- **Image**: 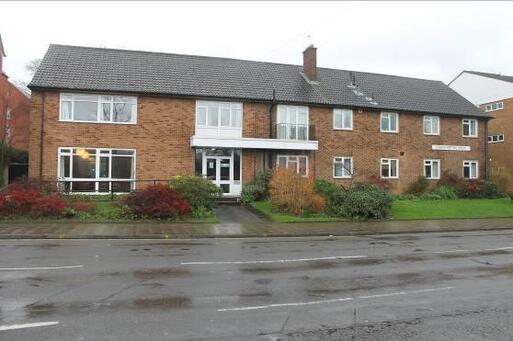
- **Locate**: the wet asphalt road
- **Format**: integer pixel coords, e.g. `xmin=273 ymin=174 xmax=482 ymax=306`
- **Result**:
xmin=1 ymin=230 xmax=513 ymax=340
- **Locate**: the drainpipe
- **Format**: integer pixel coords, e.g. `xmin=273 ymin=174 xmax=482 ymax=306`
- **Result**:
xmin=484 ymin=117 xmax=491 ymax=180
xmin=268 ymin=89 xmax=276 ymax=170
xmin=39 ymin=92 xmax=45 ymax=181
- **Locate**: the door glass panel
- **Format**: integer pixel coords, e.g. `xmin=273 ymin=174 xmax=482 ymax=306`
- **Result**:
xmin=220 ymin=184 xmax=230 ymax=193
xmin=233 ymin=150 xmax=241 ymax=181
xmin=220 ymin=159 xmax=230 ymax=181
xmin=206 ymin=158 xmax=216 ymax=180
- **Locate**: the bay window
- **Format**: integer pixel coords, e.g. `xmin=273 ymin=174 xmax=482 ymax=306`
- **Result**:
xmin=60 ymin=93 xmax=137 ymax=123
xmin=277 ymin=155 xmax=308 ymax=176
xmin=58 ymin=147 xmax=135 ymax=193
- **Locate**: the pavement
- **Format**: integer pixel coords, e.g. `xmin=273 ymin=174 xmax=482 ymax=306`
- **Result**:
xmin=1 ymin=230 xmax=513 ymax=340
xmin=1 ymin=217 xmax=513 ymax=239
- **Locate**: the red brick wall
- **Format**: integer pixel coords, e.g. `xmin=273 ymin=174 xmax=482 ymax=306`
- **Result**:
xmin=0 ymin=75 xmax=30 ymax=151
xmin=482 ymin=97 xmax=513 ymax=191
xmin=29 ymin=91 xmax=486 ymax=193
xmin=310 ymin=106 xmax=486 ymax=192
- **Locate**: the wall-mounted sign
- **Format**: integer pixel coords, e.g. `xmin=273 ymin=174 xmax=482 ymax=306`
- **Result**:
xmin=432 ymin=145 xmax=471 ymax=151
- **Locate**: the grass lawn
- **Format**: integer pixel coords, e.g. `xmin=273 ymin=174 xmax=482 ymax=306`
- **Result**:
xmin=391 ymin=198 xmax=513 ymax=220
xmin=249 ymin=201 xmax=346 ymax=223
xmin=250 ymin=198 xmax=513 ymax=222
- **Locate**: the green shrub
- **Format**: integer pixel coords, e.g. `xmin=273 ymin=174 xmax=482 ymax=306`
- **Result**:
xmin=241 ymin=184 xmax=257 ymax=203
xmin=480 ymin=181 xmax=501 ymax=199
xmin=191 ymin=206 xmax=214 ymax=219
xmin=431 ymin=185 xmax=458 ymax=200
xmin=420 ymin=193 xmax=442 ymax=200
xmin=404 ymin=176 xmax=429 ymax=195
xmin=240 ymin=170 xmax=272 ymax=203
xmin=394 ymin=194 xmax=419 ymax=200
xmin=314 ymin=179 xmax=341 ymax=199
xmin=327 ymin=185 xmax=393 ymax=220
xmin=169 ymin=176 xmax=221 ymax=210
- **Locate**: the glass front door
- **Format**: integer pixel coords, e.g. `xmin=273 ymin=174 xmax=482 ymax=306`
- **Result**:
xmin=206 ymin=157 xmax=232 ymax=194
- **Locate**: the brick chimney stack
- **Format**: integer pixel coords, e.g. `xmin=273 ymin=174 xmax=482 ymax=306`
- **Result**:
xmin=303 ymin=44 xmax=317 ymax=82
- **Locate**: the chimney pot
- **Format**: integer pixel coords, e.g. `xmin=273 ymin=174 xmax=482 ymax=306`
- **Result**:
xmin=303 ymin=44 xmax=317 ymax=82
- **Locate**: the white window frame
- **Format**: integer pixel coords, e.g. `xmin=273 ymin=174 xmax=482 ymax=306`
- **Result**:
xmin=57 ymin=147 xmax=136 ymax=194
xmin=333 ymin=109 xmax=353 ymax=130
xmin=380 ymin=112 xmax=399 ymax=133
xmin=485 ymin=102 xmax=504 ymax=112
xmin=423 ymin=115 xmax=440 ymax=135
xmin=195 ymin=100 xmax=243 ymax=129
xmin=424 ymin=159 xmax=441 ymax=180
xmin=59 ymin=93 xmax=137 ymax=124
xmin=333 ymin=157 xmax=353 ymax=178
xmin=463 ymin=160 xmax=479 ymax=179
xmin=380 ymin=158 xmax=399 ymax=179
xmin=276 ymin=155 xmax=308 ymax=176
xmin=276 ymin=105 xmax=310 ymax=140
xmin=462 ymin=118 xmax=478 ymax=138
xmin=488 ymin=134 xmax=505 ymax=143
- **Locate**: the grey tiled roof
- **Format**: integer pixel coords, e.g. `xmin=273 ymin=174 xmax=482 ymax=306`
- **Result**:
xmin=29 ymin=44 xmax=485 ymax=117
xmin=464 ymin=70 xmax=513 ymax=84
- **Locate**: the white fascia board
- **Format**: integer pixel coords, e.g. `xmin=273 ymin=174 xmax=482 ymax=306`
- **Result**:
xmin=191 ymin=136 xmax=318 ymax=150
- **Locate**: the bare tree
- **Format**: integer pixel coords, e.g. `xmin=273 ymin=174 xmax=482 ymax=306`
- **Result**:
xmin=25 ymin=58 xmax=41 ymax=76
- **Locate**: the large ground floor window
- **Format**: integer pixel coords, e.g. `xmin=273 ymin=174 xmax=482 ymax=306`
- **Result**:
xmin=58 ymin=147 xmax=135 ymax=193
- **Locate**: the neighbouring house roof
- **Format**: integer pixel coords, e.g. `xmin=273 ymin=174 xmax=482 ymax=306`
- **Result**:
xmin=461 ymin=70 xmax=513 ymax=84
xmin=29 ymin=44 xmax=485 ymax=117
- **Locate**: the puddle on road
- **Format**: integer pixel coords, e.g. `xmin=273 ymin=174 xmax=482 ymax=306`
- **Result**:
xmin=133 ymin=268 xmax=190 ymax=279
xmin=239 ymin=261 xmax=338 ymax=274
xmin=238 ymin=291 xmax=272 ymax=298
xmin=254 ymin=278 xmax=273 ymax=285
xmin=440 ymin=249 xmax=511 ymax=259
xmin=306 ymin=271 xmax=456 ymax=295
xmin=133 ymin=296 xmax=191 ymax=309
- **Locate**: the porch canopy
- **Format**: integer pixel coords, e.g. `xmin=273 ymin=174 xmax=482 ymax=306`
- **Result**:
xmin=190 ymin=136 xmax=318 ymax=150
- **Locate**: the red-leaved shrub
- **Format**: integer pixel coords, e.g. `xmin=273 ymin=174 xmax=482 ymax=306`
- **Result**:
xmin=69 ymin=200 xmax=97 ymax=213
xmin=32 ymin=195 xmax=67 ymax=217
xmin=123 ymin=184 xmax=191 ymax=219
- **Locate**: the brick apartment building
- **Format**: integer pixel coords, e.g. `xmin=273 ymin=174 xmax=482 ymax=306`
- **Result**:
xmin=450 ymin=71 xmax=513 ymax=190
xmin=0 ymin=34 xmax=31 ymax=184
xmin=28 ymin=44 xmax=487 ymax=196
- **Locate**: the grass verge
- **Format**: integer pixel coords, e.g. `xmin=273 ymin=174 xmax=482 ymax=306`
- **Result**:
xmin=249 ymin=201 xmax=346 ymax=223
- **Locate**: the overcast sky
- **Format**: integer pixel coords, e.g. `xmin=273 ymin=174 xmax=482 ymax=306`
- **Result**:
xmin=1 ymin=1 xmax=512 ymax=85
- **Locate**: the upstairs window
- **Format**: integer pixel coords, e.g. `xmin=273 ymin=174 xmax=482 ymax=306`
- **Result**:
xmin=423 ymin=115 xmax=440 ymax=135
xmin=277 ymin=105 xmax=309 ymax=140
xmin=462 ymin=119 xmax=478 ymax=137
xmin=485 ymin=102 xmax=503 ymax=112
xmin=333 ymin=109 xmax=353 ymax=130
xmin=60 ymin=93 xmax=137 ymax=124
xmin=196 ymin=101 xmax=242 ymax=129
xmin=381 ymin=112 xmax=398 ymax=133
xmin=488 ymin=134 xmax=505 ymax=143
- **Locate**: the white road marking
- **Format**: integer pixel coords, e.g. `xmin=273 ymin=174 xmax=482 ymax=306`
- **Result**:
xmin=482 ymin=246 xmax=513 ymax=251
xmin=0 ymin=321 xmax=59 ymax=331
xmin=434 ymin=249 xmax=471 ymax=254
xmin=218 ymin=287 xmax=455 ymax=312
xmin=0 ymin=265 xmax=83 ymax=271
xmin=181 ymin=255 xmax=366 ymax=265
xmin=435 ymin=246 xmax=513 ymax=254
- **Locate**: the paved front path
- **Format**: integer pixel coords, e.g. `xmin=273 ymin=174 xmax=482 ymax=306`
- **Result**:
xmin=1 ymin=218 xmax=513 ymax=239
xmin=214 ymin=204 xmax=265 ymax=224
